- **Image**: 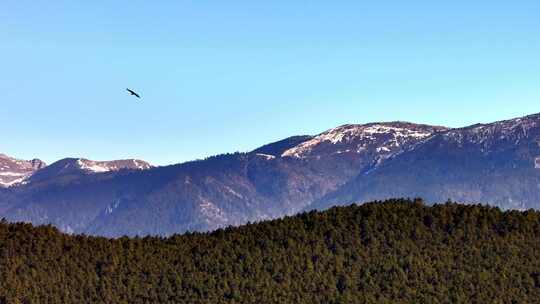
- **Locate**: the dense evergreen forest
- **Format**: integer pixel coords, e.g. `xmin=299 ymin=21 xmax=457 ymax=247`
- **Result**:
xmin=2 ymin=199 xmax=540 ymax=303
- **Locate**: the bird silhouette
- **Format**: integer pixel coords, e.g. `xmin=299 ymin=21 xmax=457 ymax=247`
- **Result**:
xmin=126 ymin=88 xmax=141 ymax=99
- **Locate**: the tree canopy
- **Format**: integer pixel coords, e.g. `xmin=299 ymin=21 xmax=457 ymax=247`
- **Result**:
xmin=1 ymin=198 xmax=540 ymax=303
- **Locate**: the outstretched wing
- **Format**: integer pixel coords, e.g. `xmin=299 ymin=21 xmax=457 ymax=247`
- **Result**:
xmin=126 ymin=88 xmax=141 ymax=98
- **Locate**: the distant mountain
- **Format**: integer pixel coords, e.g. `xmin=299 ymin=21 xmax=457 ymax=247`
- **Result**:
xmin=2 ymin=112 xmax=539 ymax=236
xmin=312 ymin=113 xmax=540 ymax=211
xmin=28 ymin=158 xmax=152 ymax=183
xmin=0 ymin=122 xmax=441 ymax=236
xmin=281 ymin=122 xmax=447 ymax=159
xmin=0 ymin=154 xmax=45 ymax=187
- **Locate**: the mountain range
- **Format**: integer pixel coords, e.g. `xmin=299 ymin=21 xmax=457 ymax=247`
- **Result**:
xmin=1 ymin=112 xmax=539 ymax=236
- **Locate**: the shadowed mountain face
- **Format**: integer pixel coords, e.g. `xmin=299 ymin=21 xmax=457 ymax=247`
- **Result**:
xmin=1 ymin=113 xmax=539 ymax=236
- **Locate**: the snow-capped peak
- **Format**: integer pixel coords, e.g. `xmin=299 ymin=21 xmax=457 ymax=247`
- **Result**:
xmin=24 ymin=157 xmax=154 ymax=184
xmin=441 ymin=112 xmax=540 ymax=148
xmin=281 ymin=122 xmax=447 ymax=158
xmin=0 ymin=153 xmax=46 ymax=187
xmin=74 ymin=158 xmax=153 ymax=173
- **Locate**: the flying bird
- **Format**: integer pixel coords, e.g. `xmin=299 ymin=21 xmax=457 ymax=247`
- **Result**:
xmin=126 ymin=88 xmax=141 ymax=99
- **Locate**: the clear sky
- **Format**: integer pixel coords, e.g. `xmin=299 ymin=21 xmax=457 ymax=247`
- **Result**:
xmin=1 ymin=1 xmax=539 ymax=165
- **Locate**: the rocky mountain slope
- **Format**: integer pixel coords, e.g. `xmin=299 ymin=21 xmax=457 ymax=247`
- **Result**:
xmin=281 ymin=122 xmax=446 ymax=159
xmin=0 ymin=154 xmax=45 ymax=187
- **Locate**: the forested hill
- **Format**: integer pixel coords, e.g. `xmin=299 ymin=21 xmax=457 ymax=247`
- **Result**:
xmin=2 ymin=199 xmax=540 ymax=303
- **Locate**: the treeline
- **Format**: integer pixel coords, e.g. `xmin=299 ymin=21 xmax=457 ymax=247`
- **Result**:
xmin=2 ymin=199 xmax=540 ymax=303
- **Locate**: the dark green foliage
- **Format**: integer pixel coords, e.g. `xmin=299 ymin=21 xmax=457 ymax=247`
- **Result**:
xmin=2 ymin=199 xmax=540 ymax=303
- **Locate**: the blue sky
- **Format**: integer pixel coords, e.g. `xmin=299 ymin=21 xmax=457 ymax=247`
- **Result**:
xmin=1 ymin=1 xmax=539 ymax=165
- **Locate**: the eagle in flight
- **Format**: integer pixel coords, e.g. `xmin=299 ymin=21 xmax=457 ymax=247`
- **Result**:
xmin=126 ymin=88 xmax=141 ymax=99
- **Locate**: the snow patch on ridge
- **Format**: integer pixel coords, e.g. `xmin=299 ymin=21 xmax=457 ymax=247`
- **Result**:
xmin=0 ymin=154 xmax=45 ymax=187
xmin=0 ymin=175 xmax=28 ymax=187
xmin=281 ymin=123 xmax=437 ymax=158
xmin=75 ymin=158 xmax=153 ymax=173
xmin=443 ymin=113 xmax=540 ymax=146
xmin=255 ymin=153 xmax=276 ymax=160
xmin=77 ymin=159 xmax=109 ymax=172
